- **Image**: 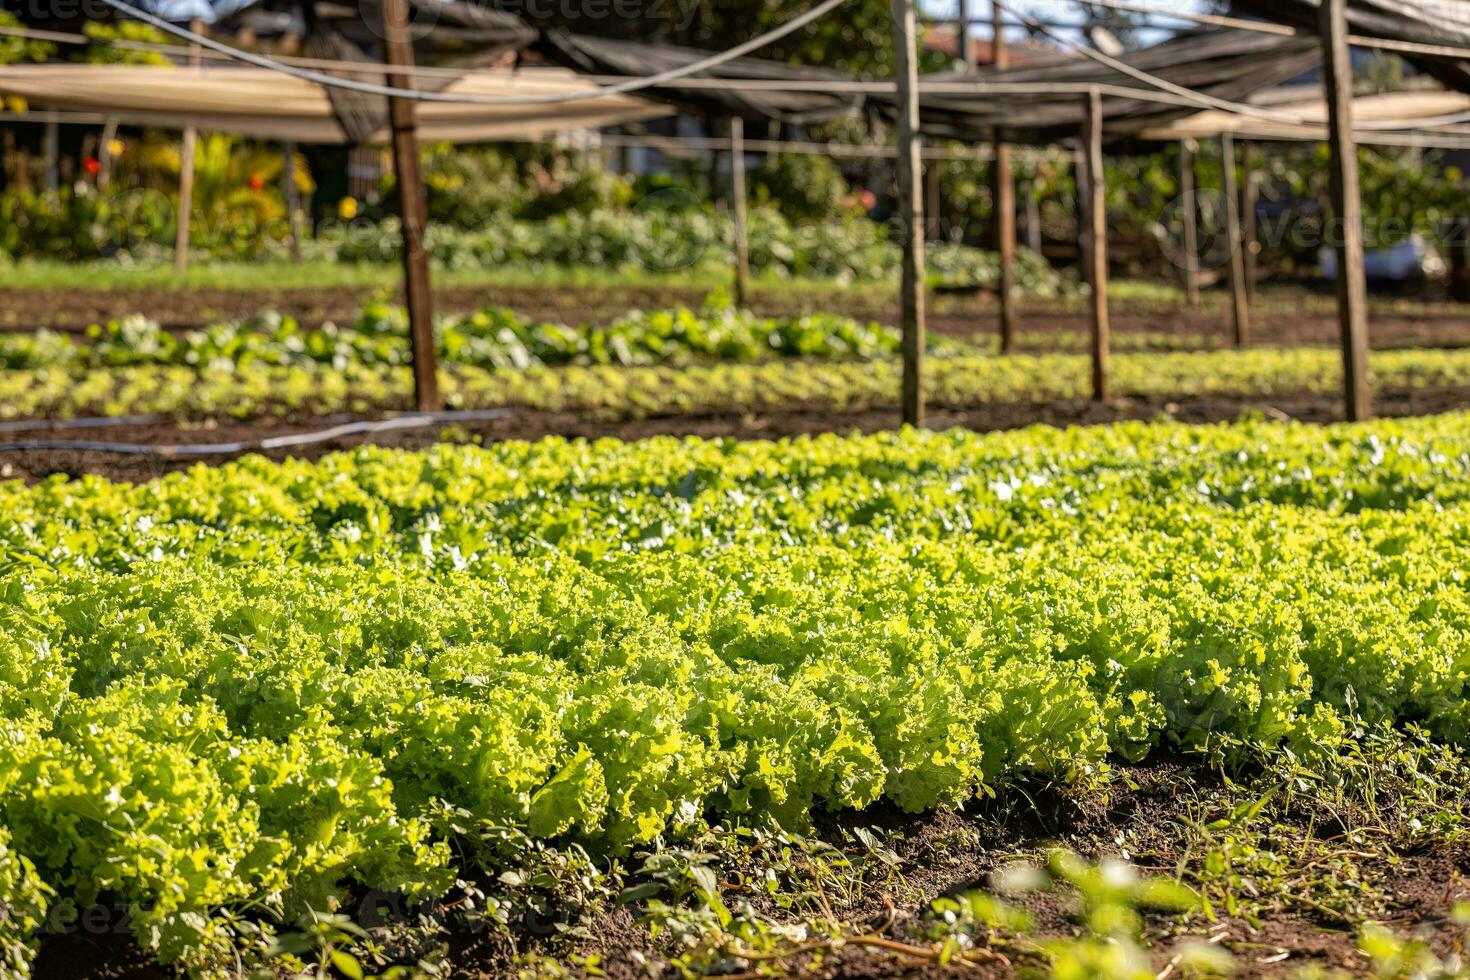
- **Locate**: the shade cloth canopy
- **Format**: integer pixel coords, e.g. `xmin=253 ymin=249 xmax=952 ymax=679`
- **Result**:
xmin=0 ymin=62 xmax=672 ymax=143
xmin=870 ymin=29 xmax=1321 ymax=145
xmin=1229 ymin=0 xmax=1470 ymax=93
xmin=537 ymin=31 xmax=863 ymax=125
xmin=1138 ymin=87 xmax=1470 ymax=144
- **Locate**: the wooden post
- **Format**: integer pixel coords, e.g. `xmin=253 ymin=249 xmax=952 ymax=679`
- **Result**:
xmin=1179 ymin=139 xmax=1199 ymax=307
xmin=42 ymin=117 xmax=59 ymax=193
xmin=1220 ymin=132 xmax=1250 ymax=347
xmin=80 ymin=132 xmax=97 ymax=183
xmin=98 ymin=117 xmax=118 ymax=190
xmin=283 ymin=140 xmax=303 ymax=260
xmin=925 ymin=161 xmax=942 ymax=241
xmin=1082 ymin=88 xmax=1110 ymax=402
xmin=730 ymin=116 xmax=750 ymax=307
xmin=892 ymin=0 xmax=926 ymax=426
xmin=1 ymin=129 xmax=13 ymax=190
xmin=175 ymin=21 xmax=203 ymax=275
xmin=957 ymin=0 xmax=972 ymax=68
xmin=175 ymin=130 xmax=196 ymax=273
xmin=1239 ymin=139 xmax=1258 ymax=299
xmin=1448 ymin=218 xmax=1470 ymax=304
xmin=1074 ymin=140 xmax=1089 ymax=291
xmin=1319 ymin=0 xmax=1371 ymax=421
xmin=383 ymin=0 xmax=442 ymax=413
xmin=992 ymin=0 xmax=1017 ymax=353
xmin=1025 ymin=182 xmax=1041 ymax=253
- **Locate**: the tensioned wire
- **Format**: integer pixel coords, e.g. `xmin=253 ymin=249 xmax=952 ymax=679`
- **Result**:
xmin=49 ymin=0 xmax=1470 ymax=134
xmin=97 ymin=0 xmax=852 ymax=106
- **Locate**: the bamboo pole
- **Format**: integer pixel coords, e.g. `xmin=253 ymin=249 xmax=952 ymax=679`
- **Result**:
xmin=1025 ymin=183 xmax=1041 ymax=253
xmin=283 ymin=140 xmax=303 ymax=260
xmin=957 ymin=0 xmax=972 ymax=68
xmin=892 ymin=0 xmax=926 ymax=426
xmin=383 ymin=0 xmax=442 ymax=412
xmin=1082 ymin=88 xmax=1110 ymax=402
xmin=97 ymin=117 xmax=118 ymax=189
xmin=1074 ymin=140 xmax=1088 ymax=296
xmin=42 ymin=117 xmax=58 ymax=192
xmin=992 ymin=0 xmax=1017 ymax=353
xmin=1220 ymin=132 xmax=1250 ymax=347
xmin=174 ymin=21 xmax=203 ymax=274
xmin=1319 ymin=0 xmax=1371 ymax=421
xmin=1178 ymin=139 xmax=1199 ymax=307
xmin=730 ymin=116 xmax=750 ymax=306
xmin=174 ymin=130 xmax=195 ymax=273
xmin=925 ymin=161 xmax=942 ymax=241
xmin=1239 ymin=139 xmax=1258 ymax=299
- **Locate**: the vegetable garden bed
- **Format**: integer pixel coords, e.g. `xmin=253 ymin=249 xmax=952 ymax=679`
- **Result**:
xmin=6 ymin=344 xmax=1470 ymax=428
xmin=3 ymin=416 xmax=1470 ymax=977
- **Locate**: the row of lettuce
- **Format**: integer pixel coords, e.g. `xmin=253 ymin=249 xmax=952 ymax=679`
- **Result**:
xmin=0 ymin=296 xmax=923 ymax=372
xmin=2 ymin=416 xmax=1470 ymax=973
xmin=3 ymin=343 xmax=1469 ymax=422
xmin=0 ymin=294 xmax=1235 ymax=375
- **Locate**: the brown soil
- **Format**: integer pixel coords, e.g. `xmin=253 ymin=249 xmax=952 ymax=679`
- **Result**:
xmin=4 ymin=386 xmax=1469 ymax=486
xmin=6 ymin=281 xmax=1470 ymax=353
xmin=32 ymin=761 xmax=1469 ymax=979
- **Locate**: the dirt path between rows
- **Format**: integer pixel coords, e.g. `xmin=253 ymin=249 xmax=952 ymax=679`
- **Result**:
xmin=28 ymin=758 xmax=1470 ymax=979
xmin=6 ymin=282 xmax=1470 ymax=352
xmin=4 ymin=386 xmax=1467 ymax=486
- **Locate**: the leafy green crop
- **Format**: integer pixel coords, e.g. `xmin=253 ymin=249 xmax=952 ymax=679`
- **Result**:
xmin=0 ymin=294 xmax=930 ymax=373
xmin=3 ymin=342 xmax=1469 ymax=422
xmin=3 ymin=415 xmax=1470 ymax=971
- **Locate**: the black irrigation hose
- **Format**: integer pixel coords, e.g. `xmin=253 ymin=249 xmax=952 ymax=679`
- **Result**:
xmin=0 ymin=414 xmax=166 ymax=434
xmin=0 ymin=410 xmax=513 ymax=457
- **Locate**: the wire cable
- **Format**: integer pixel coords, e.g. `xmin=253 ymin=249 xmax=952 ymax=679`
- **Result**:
xmin=956 ymin=4 xmax=1470 ymax=137
xmin=0 ymin=409 xmax=513 ymax=456
xmin=24 ymin=10 xmax=1470 ymax=68
xmin=989 ymin=0 xmax=1311 ymax=124
xmin=1068 ymin=0 xmax=1297 ymax=35
xmin=1050 ymin=0 xmax=1470 ymax=62
xmin=18 ymin=2 xmax=1470 ymax=134
xmin=98 ymin=0 xmax=850 ymax=106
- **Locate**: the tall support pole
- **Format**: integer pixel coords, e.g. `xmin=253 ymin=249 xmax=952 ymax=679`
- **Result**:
xmin=730 ymin=116 xmax=750 ymax=307
xmin=991 ymin=0 xmax=1017 ymax=352
xmin=283 ymin=140 xmax=303 ymax=260
xmin=1239 ymin=139 xmax=1258 ymax=299
xmin=383 ymin=0 xmax=442 ymax=413
xmin=1320 ymin=0 xmax=1371 ymax=421
xmin=1 ymin=130 xmax=13 ymax=191
xmin=175 ymin=123 xmax=196 ymax=272
xmin=957 ymin=0 xmax=972 ymax=68
xmin=1082 ymin=88 xmax=1110 ymax=402
xmin=892 ymin=0 xmax=926 ymax=426
xmin=98 ymin=117 xmax=118 ymax=190
xmin=1178 ymin=139 xmax=1199 ymax=307
xmin=1025 ymin=182 xmax=1041 ymax=253
xmin=1449 ymin=217 xmax=1470 ymax=304
xmin=925 ymin=161 xmax=942 ymax=241
xmin=42 ymin=117 xmax=59 ymax=193
xmin=175 ymin=21 xmax=203 ymax=275
xmin=1074 ymin=140 xmax=1089 ymax=282
xmin=1220 ymin=132 xmax=1251 ymax=347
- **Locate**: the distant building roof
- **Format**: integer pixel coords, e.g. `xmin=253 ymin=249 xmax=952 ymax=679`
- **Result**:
xmin=921 ymin=28 xmax=1064 ymax=66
